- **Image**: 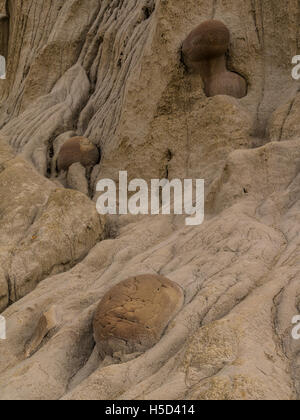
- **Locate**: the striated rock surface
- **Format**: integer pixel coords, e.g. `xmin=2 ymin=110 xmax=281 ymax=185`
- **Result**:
xmin=0 ymin=136 xmax=105 ymax=310
xmin=0 ymin=0 xmax=300 ymax=401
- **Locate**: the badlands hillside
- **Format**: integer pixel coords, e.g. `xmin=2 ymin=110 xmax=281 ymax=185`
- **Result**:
xmin=0 ymin=0 xmax=300 ymax=400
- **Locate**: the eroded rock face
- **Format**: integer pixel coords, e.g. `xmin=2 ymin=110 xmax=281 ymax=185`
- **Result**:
xmin=0 ymin=0 xmax=299 ymax=402
xmin=0 ymin=136 xmax=105 ymax=309
xmin=93 ymin=275 xmax=184 ymax=356
xmin=182 ymin=20 xmax=247 ymax=98
xmin=24 ymin=305 xmax=61 ymax=358
xmin=57 ymin=137 xmax=99 ymax=172
xmin=8 ymin=188 xmax=104 ymax=302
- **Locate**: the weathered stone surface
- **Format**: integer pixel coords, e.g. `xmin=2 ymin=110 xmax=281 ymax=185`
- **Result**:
xmin=268 ymin=92 xmax=300 ymax=142
xmin=93 ymin=275 xmax=184 ymax=356
xmin=0 ymin=0 xmax=299 ymax=402
xmin=67 ymin=162 xmax=89 ymax=195
xmin=0 ymin=137 xmax=105 ymax=308
xmin=8 ymin=188 xmax=105 ymax=302
xmin=24 ymin=305 xmax=61 ymax=358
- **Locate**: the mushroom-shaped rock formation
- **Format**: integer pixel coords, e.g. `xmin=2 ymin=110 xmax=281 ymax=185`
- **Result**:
xmin=182 ymin=20 xmax=247 ymax=99
xmin=93 ymin=274 xmax=184 ymax=357
xmin=57 ymin=136 xmax=100 ymax=172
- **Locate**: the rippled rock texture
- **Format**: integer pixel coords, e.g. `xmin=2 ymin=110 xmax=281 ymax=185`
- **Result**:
xmin=0 ymin=0 xmax=300 ymax=400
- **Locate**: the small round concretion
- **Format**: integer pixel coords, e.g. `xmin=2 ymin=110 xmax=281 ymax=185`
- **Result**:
xmin=57 ymin=136 xmax=99 ymax=172
xmin=93 ymin=274 xmax=184 ymax=356
xmin=182 ymin=20 xmax=230 ymax=62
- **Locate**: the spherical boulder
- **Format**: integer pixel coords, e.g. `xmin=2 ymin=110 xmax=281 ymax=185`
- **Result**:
xmin=93 ymin=274 xmax=184 ymax=356
xmin=57 ymin=136 xmax=99 ymax=172
xmin=182 ymin=20 xmax=230 ymax=63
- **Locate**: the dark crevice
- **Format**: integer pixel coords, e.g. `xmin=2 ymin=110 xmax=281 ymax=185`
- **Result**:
xmin=0 ymin=8 xmax=9 ymax=59
xmin=46 ymin=133 xmax=60 ymax=178
xmin=142 ymin=0 xmax=155 ymax=20
xmin=142 ymin=6 xmax=154 ymax=20
xmin=166 ymin=148 xmax=173 ymax=162
xmin=88 ymin=144 xmax=101 ymax=198
xmin=5 ymin=273 xmax=13 ymax=306
xmin=278 ymin=97 xmax=296 ymax=141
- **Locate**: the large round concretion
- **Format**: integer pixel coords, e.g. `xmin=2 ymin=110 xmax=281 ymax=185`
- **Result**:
xmin=182 ymin=20 xmax=230 ymax=63
xmin=93 ymin=274 xmax=184 ymax=356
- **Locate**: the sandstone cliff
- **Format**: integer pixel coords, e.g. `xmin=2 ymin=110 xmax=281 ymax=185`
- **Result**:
xmin=0 ymin=0 xmax=300 ymax=400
